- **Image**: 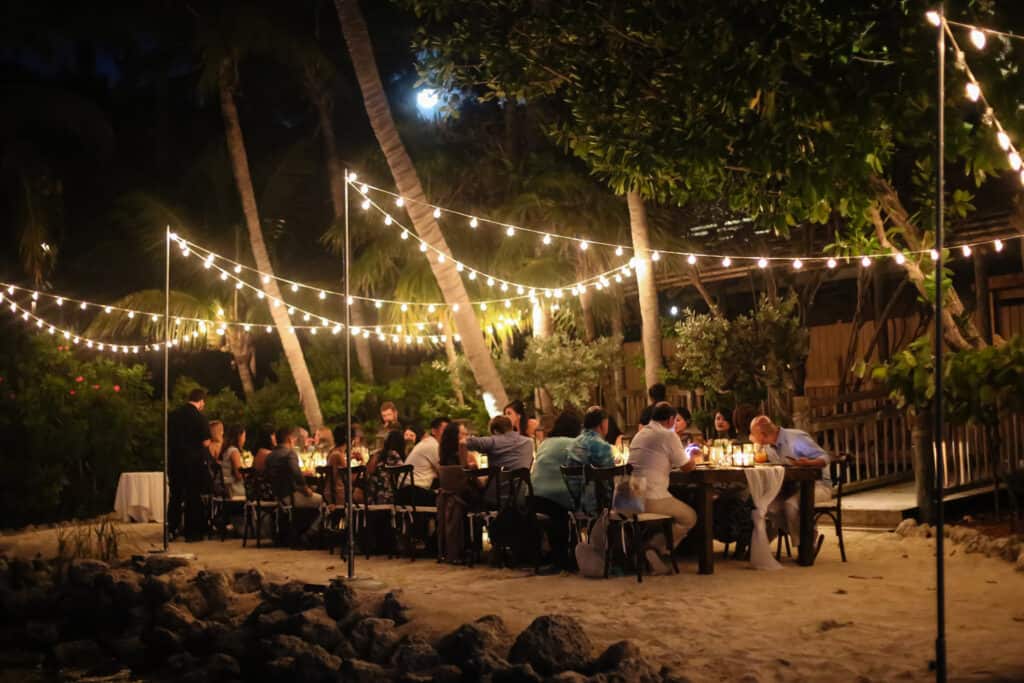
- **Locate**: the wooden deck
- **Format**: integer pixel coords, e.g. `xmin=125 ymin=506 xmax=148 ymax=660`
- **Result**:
xmin=842 ymin=480 xmax=1002 ymax=529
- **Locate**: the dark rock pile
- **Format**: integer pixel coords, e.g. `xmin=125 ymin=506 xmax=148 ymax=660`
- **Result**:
xmin=0 ymin=554 xmax=686 ymax=682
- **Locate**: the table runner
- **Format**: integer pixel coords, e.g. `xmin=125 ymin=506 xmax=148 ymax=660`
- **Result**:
xmin=744 ymin=466 xmax=785 ymax=570
xmin=113 ymin=472 xmax=165 ymax=523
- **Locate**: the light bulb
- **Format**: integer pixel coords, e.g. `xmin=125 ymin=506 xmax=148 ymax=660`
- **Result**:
xmin=433 ymin=207 xmax=441 ymax=219
xmin=722 ymin=257 xmax=732 ymax=267
xmin=243 ymin=324 xmax=251 ymax=332
xmin=437 ymin=253 xmax=445 ymax=263
xmin=395 ymin=197 xmax=405 ymax=207
xmin=670 ymin=306 xmax=678 ymax=316
xmin=302 ymin=312 xmax=311 ymax=321
xmin=347 ymin=172 xmax=357 ymax=182
xmin=615 ymin=246 xmax=624 ymax=256
xmin=453 ymin=304 xmax=460 ymax=312
xmin=686 ymin=254 xmax=696 ymax=265
xmin=1010 ymin=152 xmax=1022 ymax=171
xmin=926 ymin=10 xmax=941 ymax=27
xmin=128 ymin=311 xmax=135 ymax=319
xmin=652 ymin=251 xmax=661 ymax=262
xmin=757 ymin=258 xmax=768 ymax=269
xmin=219 ymin=271 xmax=228 ymax=281
xmin=310 ymin=327 xmax=318 ymax=335
xmin=860 ymin=256 xmax=871 ymax=268
xmin=204 ymin=255 xmax=214 ymax=268
xmin=470 ymin=217 xmax=478 ymax=228
xmin=793 ymin=259 xmax=803 ymax=270
xmin=486 ymin=277 xmax=495 ymax=287
xmin=361 ymin=199 xmax=370 ymax=210
xmin=360 ymin=184 xmax=369 ymax=194
xmin=516 ymin=286 xmax=525 ymax=295
xmin=998 ymin=131 xmax=1011 ymax=151
xmin=930 ymin=249 xmax=940 ymax=261
xmin=500 ymin=283 xmax=509 ymax=292
xmin=31 ymin=291 xmax=38 ymax=301
xmin=265 ymin=326 xmax=272 ymax=333
xmin=257 ymin=291 xmax=265 ymax=300
xmin=235 ymin=281 xmax=243 ymax=290
xmin=962 ymin=244 xmax=972 ymax=257
xmin=233 ymin=264 xmax=242 ymax=274
xmin=400 ymin=230 xmax=409 ymax=240
xmin=346 ymin=296 xmax=354 ymax=305
xmin=318 ymin=290 xmax=326 ymax=300
xmin=827 ymin=258 xmax=837 ymax=269
xmin=287 ymin=306 xmax=295 ymax=314
xmin=290 ymin=283 xmax=299 ymax=292
xmin=579 ymin=240 xmax=589 ymax=251
xmin=895 ymin=252 xmax=906 ymax=265
xmin=262 ymin=275 xmax=270 ymax=284
xmin=104 ymin=306 xmax=112 ymax=313
xmin=468 ymin=271 xmax=476 ymax=280
xmin=151 ymin=314 xmax=159 ymax=322
xmin=419 ymin=243 xmax=427 ymax=252
xmin=479 ymin=303 xmax=487 ymax=311
xmin=505 ymin=226 xmax=515 ymax=237
xmin=56 ymin=297 xmax=63 ymax=306
xmin=970 ymin=29 xmax=986 ymax=50
xmin=181 ymin=246 xmax=189 ymax=256
xmin=966 ymin=82 xmax=980 ymax=102
xmin=504 ymin=300 xmax=511 ymax=308
xmin=374 ymin=301 xmax=383 ymax=309
xmin=80 ymin=302 xmax=87 ymax=310
xmin=542 ymin=234 xmax=552 ymax=245
xmin=456 ymin=262 xmax=464 ymax=272
xmin=384 ymin=215 xmax=393 ymax=226
xmin=400 ymin=304 xmax=408 ymax=312
xmin=427 ymin=304 xmax=436 ymax=313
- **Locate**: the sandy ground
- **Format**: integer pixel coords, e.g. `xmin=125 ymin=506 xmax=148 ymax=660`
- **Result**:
xmin=2 ymin=524 xmax=1023 ymax=683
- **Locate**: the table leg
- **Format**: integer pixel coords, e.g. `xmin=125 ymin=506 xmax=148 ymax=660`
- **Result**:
xmin=798 ymin=480 xmax=815 ymax=566
xmin=697 ymin=483 xmax=714 ymax=575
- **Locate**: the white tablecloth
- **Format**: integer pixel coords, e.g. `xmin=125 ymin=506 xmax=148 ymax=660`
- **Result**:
xmin=114 ymin=472 xmax=166 ymax=523
xmin=745 ymin=466 xmax=785 ymax=570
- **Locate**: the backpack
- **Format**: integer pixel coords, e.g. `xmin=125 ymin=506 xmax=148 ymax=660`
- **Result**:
xmin=575 ymin=511 xmax=610 ymax=578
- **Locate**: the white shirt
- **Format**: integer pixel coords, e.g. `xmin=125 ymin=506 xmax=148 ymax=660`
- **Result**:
xmin=627 ymin=422 xmax=689 ymax=500
xmin=405 ymin=435 xmax=440 ymax=489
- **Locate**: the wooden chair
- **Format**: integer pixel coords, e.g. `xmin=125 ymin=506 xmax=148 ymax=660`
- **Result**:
xmin=320 ymin=464 xmax=367 ymax=556
xmin=240 ymin=468 xmax=290 ymax=548
xmin=209 ymin=464 xmax=246 ymax=541
xmin=559 ymin=463 xmax=594 ymax=547
xmin=385 ymin=464 xmax=438 ymax=561
xmin=493 ymin=467 xmax=537 ymax=570
xmin=352 ymin=460 xmax=396 ymax=558
xmin=463 ymin=467 xmax=501 ymax=567
xmin=587 ymin=464 xmax=680 ymax=583
xmin=775 ymin=454 xmax=850 ymax=562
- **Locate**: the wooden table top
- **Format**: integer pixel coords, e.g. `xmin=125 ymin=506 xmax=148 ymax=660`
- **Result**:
xmin=671 ymin=465 xmax=822 ymax=484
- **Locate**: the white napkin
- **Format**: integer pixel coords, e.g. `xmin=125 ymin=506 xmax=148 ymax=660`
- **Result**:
xmin=744 ymin=466 xmax=786 ymax=570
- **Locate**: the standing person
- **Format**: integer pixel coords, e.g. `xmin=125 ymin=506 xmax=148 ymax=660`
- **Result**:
xmin=402 ymin=417 xmax=449 ymax=504
xmin=219 ymin=425 xmax=247 ymax=498
xmin=167 ymin=389 xmax=212 ymax=541
xmin=530 ymin=410 xmax=583 ymax=572
xmin=638 ymin=383 xmax=667 ymax=427
xmin=627 ymin=402 xmax=698 ymax=572
xmin=265 ymin=426 xmax=323 ymax=545
xmin=377 ymin=401 xmax=417 ymax=451
xmin=749 ymin=416 xmax=831 ymax=548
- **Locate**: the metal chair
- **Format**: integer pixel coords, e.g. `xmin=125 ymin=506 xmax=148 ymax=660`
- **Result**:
xmin=560 ymin=463 xmax=594 ymax=546
xmin=463 ymin=467 xmax=501 ymax=567
xmin=209 ymin=464 xmax=246 ymax=541
xmin=241 ymin=468 xmax=288 ymax=548
xmin=775 ymin=454 xmax=850 ymax=562
xmin=385 ymin=464 xmax=438 ymax=561
xmin=587 ymin=464 xmax=679 ymax=583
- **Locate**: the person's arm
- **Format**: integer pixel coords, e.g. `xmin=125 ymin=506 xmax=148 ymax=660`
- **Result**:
xmin=786 ymin=432 xmax=828 ymax=467
xmin=465 ymin=435 xmax=493 ymax=454
xmin=666 ymin=430 xmax=692 ymax=469
xmin=231 ymin=448 xmax=243 ymax=480
xmin=595 ymin=441 xmax=616 ymax=468
xmin=288 ymin=452 xmax=311 ymax=495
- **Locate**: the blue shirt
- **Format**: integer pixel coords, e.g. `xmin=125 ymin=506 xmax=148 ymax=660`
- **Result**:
xmin=530 ymin=436 xmax=577 ymax=509
xmin=466 ymin=431 xmax=534 ymax=471
xmin=569 ymin=429 xmax=616 ymax=512
xmin=769 ymin=428 xmax=831 ymax=486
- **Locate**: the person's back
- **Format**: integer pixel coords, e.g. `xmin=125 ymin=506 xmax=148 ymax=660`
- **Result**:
xmin=265 ymin=445 xmax=300 ymax=501
xmin=466 ymin=416 xmax=534 ymax=472
xmin=531 ymin=436 xmax=576 ymax=509
xmin=628 ymin=420 xmax=686 ymax=501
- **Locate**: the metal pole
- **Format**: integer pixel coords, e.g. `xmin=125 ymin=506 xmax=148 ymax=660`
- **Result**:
xmin=345 ymin=170 xmax=355 ymax=579
xmin=933 ymin=8 xmax=947 ymax=682
xmin=163 ymin=226 xmax=171 ymax=552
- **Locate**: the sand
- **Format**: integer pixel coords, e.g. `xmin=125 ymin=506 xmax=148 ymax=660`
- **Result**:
xmin=2 ymin=524 xmax=1022 ymax=682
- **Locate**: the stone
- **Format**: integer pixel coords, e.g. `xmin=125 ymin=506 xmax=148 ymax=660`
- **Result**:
xmin=105 ymin=635 xmax=146 ymax=670
xmin=175 ymin=584 xmax=210 ymax=620
xmin=893 ymin=518 xmax=917 ymax=537
xmin=212 ymin=626 xmax=250 ymax=660
xmin=67 ymin=559 xmax=110 ymax=587
xmin=196 ymin=570 xmax=233 ymax=616
xmin=156 ymin=602 xmax=200 ymax=633
xmin=144 ymin=555 xmax=192 ymax=576
xmin=427 ymin=664 xmax=463 ymax=683
xmin=167 ymin=651 xmax=199 ymax=673
xmin=260 ymin=634 xmax=341 ymax=673
xmin=600 ymin=655 xmax=663 ymax=683
xmin=462 ymin=651 xmax=511 ymax=678
xmin=547 ymin=672 xmax=589 ymax=683
xmin=508 ymin=615 xmax=593 ymax=675
xmin=343 ymin=658 xmax=395 ymax=683
xmin=263 ymin=581 xmax=323 ymax=614
xmin=255 ymin=609 xmax=291 ymax=636
xmin=112 ymin=577 xmax=144 ymax=610
xmin=380 ymin=591 xmax=410 ymax=625
xmin=287 ymin=607 xmax=342 ymax=650
xmin=492 ymin=662 xmax=543 ymax=683
xmin=145 ymin=626 xmax=185 ymax=662
xmin=437 ymin=614 xmax=509 ymax=666
xmin=206 ymin=652 xmax=241 ymax=681
xmin=1017 ymin=548 xmax=1024 ymax=572
xmin=232 ymin=569 xmax=264 ymax=594
xmin=594 ymin=640 xmax=642 ymax=671
xmin=143 ymin=575 xmax=175 ymax=605
xmin=350 ymin=617 xmax=398 ymax=663
xmin=52 ymin=638 xmax=104 ymax=669
xmin=25 ymin=620 xmax=60 ymax=647
xmin=324 ymin=579 xmax=358 ymax=620
xmin=390 ymin=635 xmax=441 ymax=673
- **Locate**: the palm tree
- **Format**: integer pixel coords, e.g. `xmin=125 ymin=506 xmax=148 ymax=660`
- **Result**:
xmin=628 ymin=191 xmax=664 ymax=392
xmin=333 ymin=0 xmax=509 ymax=409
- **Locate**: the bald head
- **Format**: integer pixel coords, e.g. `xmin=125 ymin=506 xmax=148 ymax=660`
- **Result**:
xmin=749 ymin=415 xmax=779 ymax=445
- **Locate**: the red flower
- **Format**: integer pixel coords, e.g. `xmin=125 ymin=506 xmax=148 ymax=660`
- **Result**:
xmin=75 ymin=376 xmax=84 ymax=383
xmin=113 ymin=385 xmax=121 ymax=393
xmin=69 ymin=390 xmax=76 ymax=396
xmin=92 ymin=384 xmax=100 ymax=390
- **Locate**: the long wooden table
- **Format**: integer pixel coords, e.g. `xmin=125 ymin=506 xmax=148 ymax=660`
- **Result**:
xmin=670 ymin=465 xmax=821 ymax=574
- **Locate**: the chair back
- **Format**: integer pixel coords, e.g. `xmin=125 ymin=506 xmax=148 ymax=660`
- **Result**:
xmin=314 ymin=465 xmax=332 ymax=502
xmin=559 ymin=464 xmax=586 ymax=512
xmin=211 ymin=461 xmax=229 ymax=498
xmin=465 ymin=466 xmax=501 ymax=508
xmin=501 ymin=468 xmax=534 ymax=510
xmin=585 ymin=463 xmax=633 ymax=513
xmin=384 ymin=464 xmax=415 ymax=496
xmin=828 ymin=454 xmax=851 ymax=498
xmin=241 ymin=468 xmax=276 ymax=504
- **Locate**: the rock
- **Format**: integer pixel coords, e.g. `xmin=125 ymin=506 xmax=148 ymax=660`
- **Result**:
xmin=600 ymin=655 xmax=663 ymax=683
xmin=196 ymin=571 xmax=233 ymax=616
xmin=175 ymin=584 xmax=210 ymax=620
xmin=492 ymin=662 xmax=542 ymax=683
xmin=893 ymin=518 xmax=917 ymax=537
xmin=254 ymin=609 xmax=291 ymax=636
xmin=508 ymin=615 xmax=592 ymax=675
xmin=350 ymin=617 xmax=398 ymax=663
xmin=67 ymin=559 xmax=110 ymax=587
xmin=25 ymin=620 xmax=60 ymax=647
xmin=462 ymin=651 xmax=511 ymax=678
xmin=263 ymin=581 xmax=323 ymax=615
xmin=212 ymin=626 xmax=250 ymax=660
xmin=105 ymin=635 xmax=146 ymax=670
xmin=233 ymin=569 xmax=264 ymax=594
xmin=390 ymin=635 xmax=441 ymax=673
xmin=427 ymin=664 xmax=463 ymax=683
xmin=156 ymin=602 xmax=200 ymax=633
xmin=343 ymin=658 xmax=395 ymax=683
xmin=380 ymin=591 xmax=410 ymax=625
xmin=594 ymin=640 xmax=642 ymax=671
xmin=144 ymin=555 xmax=192 ymax=576
xmin=264 ymin=656 xmax=296 ymax=681
xmin=1017 ymin=548 xmax=1024 ymax=572
xmin=547 ymin=672 xmax=589 ymax=683
xmin=145 ymin=626 xmax=184 ymax=662
xmin=437 ymin=614 xmax=509 ymax=666
xmin=206 ymin=652 xmax=241 ymax=681
xmin=324 ymin=579 xmax=358 ymax=621
xmin=143 ymin=575 xmax=174 ymax=605
xmin=287 ymin=607 xmax=342 ymax=650
xmin=112 ymin=577 xmax=144 ymax=610
xmin=261 ymin=634 xmax=341 ymax=680
xmin=52 ymin=638 xmax=104 ymax=669
xmin=181 ymin=670 xmax=210 ymax=683
xmin=167 ymin=651 xmax=199 ymax=673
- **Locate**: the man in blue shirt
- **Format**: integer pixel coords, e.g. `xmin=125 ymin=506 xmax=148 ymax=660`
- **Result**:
xmin=750 ymin=416 xmax=831 ymax=549
xmin=569 ymin=406 xmax=618 ymax=514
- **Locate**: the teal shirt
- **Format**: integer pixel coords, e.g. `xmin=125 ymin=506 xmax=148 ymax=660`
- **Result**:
xmin=570 ymin=429 xmax=617 ymax=513
xmin=531 ymin=437 xmax=577 ymax=509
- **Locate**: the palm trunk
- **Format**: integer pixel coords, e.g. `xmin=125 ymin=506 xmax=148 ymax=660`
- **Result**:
xmin=608 ymin=293 xmax=626 ymax=427
xmin=219 ymin=60 xmax=323 ymax=429
xmin=531 ymin=302 xmax=554 ymax=415
xmin=335 ymin=0 xmax=508 ymax=408
xmin=627 ymin=190 xmax=664 ymax=390
xmin=442 ymin=318 xmax=465 ymax=406
xmin=578 ymin=286 xmax=597 ymax=342
xmin=309 ymin=76 xmax=377 ymax=382
xmin=226 ymin=328 xmax=256 ymax=401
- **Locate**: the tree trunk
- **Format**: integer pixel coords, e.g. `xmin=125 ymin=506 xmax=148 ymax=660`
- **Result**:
xmin=578 ymin=286 xmax=597 ymax=342
xmin=309 ymin=75 xmax=377 ymax=382
xmin=335 ymin=0 xmax=508 ymax=408
xmin=608 ymin=294 xmax=627 ymax=427
xmin=872 ymin=266 xmax=891 ymax=361
xmin=627 ymin=190 xmax=663 ymax=391
xmin=688 ymin=265 xmax=721 ymax=317
xmin=974 ymin=247 xmax=992 ymax=345
xmin=442 ymin=319 xmax=465 ymax=406
xmin=531 ymin=302 xmax=555 ymax=415
xmin=225 ymin=327 xmax=256 ymax=401
xmin=218 ymin=60 xmax=323 ymax=429
xmin=912 ymin=410 xmax=937 ymax=524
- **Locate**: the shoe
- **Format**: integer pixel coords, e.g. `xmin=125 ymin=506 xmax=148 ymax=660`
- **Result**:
xmin=535 ymin=564 xmax=561 ymax=576
xmin=645 ymin=549 xmax=671 ymax=575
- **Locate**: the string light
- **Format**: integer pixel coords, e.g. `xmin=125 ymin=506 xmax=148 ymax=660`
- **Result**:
xmin=758 ymin=258 xmax=768 ymax=269
xmin=961 ymin=244 xmax=972 ymax=257
xmin=827 ymin=258 xmax=837 ymax=269
xmin=969 ymin=28 xmax=986 ymax=50
xmin=860 ymin=256 xmax=871 ymax=268
xmin=995 ymin=239 xmax=1004 ymax=252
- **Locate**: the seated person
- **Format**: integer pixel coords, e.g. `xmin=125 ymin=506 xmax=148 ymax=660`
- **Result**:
xmin=627 ymin=402 xmax=698 ymax=573
xmin=638 ymin=383 xmax=667 ymax=428
xmin=326 ymin=425 xmax=365 ymax=505
xmin=465 ymin=415 xmax=534 ymax=471
xmin=749 ymin=415 xmax=831 ymax=547
xmin=265 ymin=426 xmax=322 ymax=543
xmin=713 ymin=409 xmax=738 ymax=442
xmin=673 ymin=406 xmax=703 ymax=446
xmin=251 ymin=424 xmax=276 ymax=472
xmin=398 ymin=416 xmax=449 ymax=507
xmin=569 ymin=406 xmax=617 ymax=512
xmin=530 ymin=410 xmax=584 ymax=572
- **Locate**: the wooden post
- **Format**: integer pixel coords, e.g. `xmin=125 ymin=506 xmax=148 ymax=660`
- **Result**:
xmin=974 ymin=246 xmax=992 ymax=344
xmin=792 ymin=395 xmax=811 ymax=433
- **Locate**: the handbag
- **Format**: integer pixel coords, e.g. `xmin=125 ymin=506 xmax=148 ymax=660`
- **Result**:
xmin=611 ymin=473 xmax=646 ymax=514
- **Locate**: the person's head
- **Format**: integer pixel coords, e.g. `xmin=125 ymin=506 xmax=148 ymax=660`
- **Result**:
xmin=714 ymin=410 xmax=734 ymax=436
xmin=275 ymin=426 xmax=298 ymax=448
xmin=550 ymin=410 xmax=583 ymax=439
xmin=650 ymin=401 xmax=677 ymax=428
xmin=225 ymin=424 xmax=246 ymax=451
xmin=439 ymin=421 xmax=466 ymax=466
xmin=489 ymin=415 xmax=514 ymax=435
xmin=503 ymin=400 xmax=526 ymax=431
xmin=254 ymin=423 xmax=276 ymax=451
xmin=583 ymin=406 xmax=609 ymax=437
xmin=188 ymin=388 xmax=206 ymax=410
xmin=209 ymin=420 xmax=224 ymax=441
xmin=524 ymin=410 xmax=539 ymax=438
xmin=296 ymin=426 xmax=311 ymax=446
xmin=430 ymin=416 xmax=451 ymax=441
xmin=648 ymin=383 xmax=667 ymax=404
xmin=674 ymin=406 xmax=692 ymax=434
xmin=749 ymin=415 xmax=780 ymax=445
xmin=332 ymin=425 xmax=361 ymax=450
xmin=315 ymin=426 xmax=334 ymax=450
xmin=380 ymin=401 xmax=398 ymax=426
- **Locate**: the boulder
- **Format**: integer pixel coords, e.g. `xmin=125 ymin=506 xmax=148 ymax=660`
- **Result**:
xmin=196 ymin=570 xmax=233 ymax=616
xmin=390 ymin=635 xmax=441 ymax=674
xmin=67 ymin=559 xmax=110 ymax=588
xmin=167 ymin=651 xmax=199 ymax=673
xmin=324 ymin=579 xmax=358 ymax=621
xmin=156 ymin=602 xmax=200 ymax=634
xmin=462 ymin=651 xmax=511 ymax=678
xmin=437 ymin=614 xmax=509 ymax=666
xmin=508 ymin=615 xmax=592 ymax=676
xmin=143 ymin=575 xmax=175 ymax=605
xmin=263 ymin=581 xmax=323 ymax=615
xmin=105 ymin=634 xmax=146 ymax=670
xmin=52 ymin=638 xmax=104 ymax=670
xmin=893 ymin=518 xmax=917 ymax=537
xmin=380 ymin=591 xmax=410 ymax=625
xmin=25 ymin=620 xmax=60 ymax=647
xmin=260 ymin=634 xmax=341 ymax=681
xmin=212 ymin=625 xmax=251 ymax=660
xmin=112 ymin=577 xmax=144 ymax=610
xmin=144 ymin=626 xmax=184 ymax=662
xmin=427 ymin=664 xmax=463 ymax=683
xmin=286 ymin=607 xmax=342 ymax=650
xmin=599 ymin=655 xmax=663 ymax=683
xmin=232 ymin=569 xmax=264 ymax=594
xmin=594 ymin=640 xmax=642 ymax=671
xmin=350 ymin=617 xmax=398 ymax=663
xmin=547 ymin=672 xmax=589 ymax=683
xmin=254 ymin=609 xmax=291 ymax=636
xmin=492 ymin=662 xmax=542 ymax=683
xmin=343 ymin=658 xmax=395 ymax=683
xmin=144 ymin=555 xmax=192 ymax=576
xmin=206 ymin=652 xmax=241 ymax=681
xmin=174 ymin=584 xmax=210 ymax=620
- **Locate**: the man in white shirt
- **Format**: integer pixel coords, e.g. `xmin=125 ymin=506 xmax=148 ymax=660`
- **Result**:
xmin=400 ymin=416 xmax=449 ymax=506
xmin=627 ymin=402 xmax=697 ymax=570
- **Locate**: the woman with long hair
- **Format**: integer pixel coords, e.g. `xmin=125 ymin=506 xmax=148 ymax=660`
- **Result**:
xmin=219 ymin=425 xmax=246 ymax=498
xmin=530 ymin=409 xmax=584 ymax=572
xmin=252 ymin=423 xmax=276 ymax=471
